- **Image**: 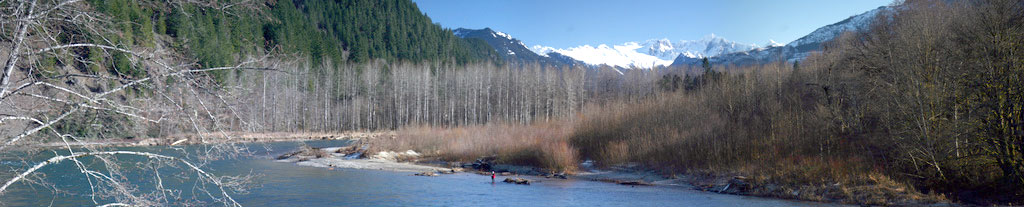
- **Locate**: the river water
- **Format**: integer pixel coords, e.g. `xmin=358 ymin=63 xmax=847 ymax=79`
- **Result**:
xmin=1 ymin=140 xmax=845 ymax=206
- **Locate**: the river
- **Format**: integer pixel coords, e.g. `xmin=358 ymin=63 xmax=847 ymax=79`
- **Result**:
xmin=1 ymin=140 xmax=845 ymax=206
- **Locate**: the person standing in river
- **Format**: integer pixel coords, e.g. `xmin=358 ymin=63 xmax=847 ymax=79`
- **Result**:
xmin=491 ymin=171 xmax=496 ymax=182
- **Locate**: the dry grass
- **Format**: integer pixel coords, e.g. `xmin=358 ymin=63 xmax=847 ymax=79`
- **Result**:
xmin=366 ymin=122 xmax=578 ymax=172
xmin=738 ymin=156 xmax=946 ymax=205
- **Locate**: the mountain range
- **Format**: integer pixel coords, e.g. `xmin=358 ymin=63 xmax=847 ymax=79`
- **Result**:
xmin=454 ymin=5 xmax=892 ymax=70
xmin=526 ymin=35 xmax=760 ymax=68
xmin=671 ymin=6 xmax=892 ymax=67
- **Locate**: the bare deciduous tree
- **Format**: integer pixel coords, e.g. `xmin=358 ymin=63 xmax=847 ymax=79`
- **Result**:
xmin=0 ymin=0 xmax=277 ymax=206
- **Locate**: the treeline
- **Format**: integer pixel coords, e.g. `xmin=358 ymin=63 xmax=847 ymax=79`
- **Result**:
xmin=195 ymin=60 xmax=713 ymax=133
xmin=202 ymin=62 xmax=588 ymax=132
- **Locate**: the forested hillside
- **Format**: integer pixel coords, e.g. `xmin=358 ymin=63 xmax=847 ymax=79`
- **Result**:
xmin=85 ymin=0 xmax=498 ymax=76
xmin=0 ymin=0 xmax=511 ymax=145
xmin=260 ymin=0 xmax=499 ymax=63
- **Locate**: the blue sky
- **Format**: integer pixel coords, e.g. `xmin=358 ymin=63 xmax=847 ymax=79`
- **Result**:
xmin=413 ymin=0 xmax=892 ymax=48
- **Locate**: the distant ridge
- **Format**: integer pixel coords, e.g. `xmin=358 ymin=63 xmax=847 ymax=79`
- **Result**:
xmin=671 ymin=6 xmax=893 ymax=67
xmin=454 ymin=28 xmax=585 ymax=67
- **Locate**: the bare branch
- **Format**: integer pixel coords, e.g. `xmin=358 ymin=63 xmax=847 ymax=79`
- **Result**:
xmin=1 ymin=107 xmax=79 ymax=150
xmin=0 ymin=150 xmax=242 ymax=207
xmin=0 ymin=0 xmax=38 ymax=99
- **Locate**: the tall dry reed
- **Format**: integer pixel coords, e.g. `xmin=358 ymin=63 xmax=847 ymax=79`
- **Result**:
xmin=368 ymin=122 xmax=578 ymax=172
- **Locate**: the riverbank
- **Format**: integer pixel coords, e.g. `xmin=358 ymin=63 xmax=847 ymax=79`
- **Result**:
xmin=278 ymin=143 xmax=950 ymax=207
xmin=22 ymin=129 xmax=953 ymax=206
xmin=342 ymin=124 xmax=959 ymax=206
xmin=274 ymin=141 xmax=953 ymax=206
xmin=574 ymin=165 xmax=951 ymax=206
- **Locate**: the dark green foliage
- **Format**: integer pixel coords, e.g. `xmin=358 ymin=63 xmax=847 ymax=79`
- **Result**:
xmin=86 ymin=0 xmax=497 ymax=84
xmin=668 ymin=58 xmax=722 ymax=92
xmin=165 ymin=3 xmax=263 ymax=83
xmin=261 ymin=0 xmax=496 ymax=64
xmin=37 ymin=55 xmax=60 ymax=78
xmin=86 ymin=47 xmax=105 ymax=74
xmin=88 ymin=0 xmax=154 ymax=46
xmin=656 ymin=74 xmax=682 ymax=92
xmin=701 ymin=57 xmax=711 ymax=71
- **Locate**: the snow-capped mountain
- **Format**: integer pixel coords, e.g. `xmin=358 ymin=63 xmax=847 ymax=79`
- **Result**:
xmin=530 ymin=35 xmax=759 ymax=69
xmin=672 ymin=6 xmax=893 ymax=67
xmin=455 ymin=5 xmax=892 ymax=70
xmin=454 ymin=28 xmax=540 ymax=62
xmin=787 ymin=6 xmax=891 ymax=49
xmin=454 ymin=28 xmax=584 ymax=66
xmin=640 ymin=34 xmax=760 ymax=60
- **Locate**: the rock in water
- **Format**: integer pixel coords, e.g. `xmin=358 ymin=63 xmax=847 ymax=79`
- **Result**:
xmin=543 ymin=172 xmax=567 ymax=179
xmin=414 ymin=171 xmax=438 ymax=176
xmin=472 ymin=156 xmax=496 ymax=170
xmin=723 ymin=176 xmax=751 ymax=194
xmin=503 ymin=177 xmax=531 ymax=185
xmin=616 ymin=181 xmax=651 ymax=186
xmin=276 ymin=151 xmax=300 ymax=160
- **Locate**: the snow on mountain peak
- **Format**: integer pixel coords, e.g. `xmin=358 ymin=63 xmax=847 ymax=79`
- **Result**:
xmin=530 ymin=45 xmax=555 ymax=57
xmin=648 ymin=38 xmax=675 ymax=53
xmin=640 ymin=35 xmax=759 ymax=60
xmin=494 ymin=31 xmax=512 ymax=40
xmin=454 ymin=27 xmax=514 ymax=41
xmin=787 ymin=6 xmax=890 ymax=47
xmin=531 ymin=43 xmax=671 ymax=69
xmin=530 ymin=34 xmax=760 ymax=69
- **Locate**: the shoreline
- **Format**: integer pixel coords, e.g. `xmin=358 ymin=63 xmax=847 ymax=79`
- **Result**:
xmin=274 ymin=142 xmax=956 ymax=207
xmin=21 ymin=131 xmax=956 ymax=206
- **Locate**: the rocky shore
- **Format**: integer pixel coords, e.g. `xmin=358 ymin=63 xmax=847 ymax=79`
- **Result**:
xmin=274 ymin=145 xmax=450 ymax=173
xmin=274 ymin=145 xmax=564 ymax=185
